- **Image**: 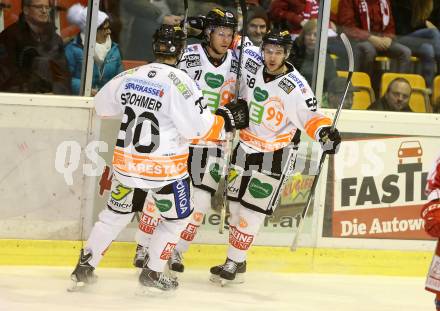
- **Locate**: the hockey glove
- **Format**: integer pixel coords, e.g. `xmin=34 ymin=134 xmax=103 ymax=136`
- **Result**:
xmin=186 ymin=16 xmax=205 ymax=39
xmin=317 ymin=126 xmax=341 ymax=154
xmin=421 ymin=199 xmax=440 ymax=237
xmin=215 ymin=99 xmax=249 ymax=132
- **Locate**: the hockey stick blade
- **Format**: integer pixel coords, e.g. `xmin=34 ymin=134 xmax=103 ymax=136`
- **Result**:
xmin=290 ymin=32 xmax=354 ymax=251
xmin=218 ymin=0 xmax=248 ymax=234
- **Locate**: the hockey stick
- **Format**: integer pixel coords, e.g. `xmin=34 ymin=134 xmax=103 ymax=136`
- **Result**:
xmin=218 ymin=0 xmax=248 ymax=234
xmin=290 ymin=33 xmax=354 ymax=251
xmin=183 ymin=0 xmax=189 ymax=36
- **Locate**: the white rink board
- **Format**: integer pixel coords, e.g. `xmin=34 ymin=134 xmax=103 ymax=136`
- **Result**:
xmin=0 ymin=102 xmax=95 ymax=240
xmin=0 ymin=95 xmax=440 ymax=251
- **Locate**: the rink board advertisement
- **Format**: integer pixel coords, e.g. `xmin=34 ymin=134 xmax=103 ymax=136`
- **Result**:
xmin=327 ymin=136 xmax=437 ymax=240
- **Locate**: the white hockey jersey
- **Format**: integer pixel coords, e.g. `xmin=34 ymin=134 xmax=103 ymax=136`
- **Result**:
xmin=239 ymin=49 xmax=332 ymax=153
xmin=178 ymin=43 xmax=238 ymax=145
xmin=179 ymin=43 xmax=238 ymax=113
xmin=94 ymin=63 xmax=226 ymax=188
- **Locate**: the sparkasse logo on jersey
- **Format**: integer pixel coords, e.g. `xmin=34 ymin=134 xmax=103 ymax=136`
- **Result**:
xmin=124 ymin=78 xmax=164 ymax=97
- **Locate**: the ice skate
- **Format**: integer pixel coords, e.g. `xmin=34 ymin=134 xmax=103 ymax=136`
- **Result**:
xmin=167 ymin=249 xmax=184 ymax=275
xmin=133 ymin=244 xmax=149 ymax=269
xmin=209 ymin=258 xmax=246 ymax=286
xmin=136 ymin=266 xmax=179 ymax=296
xmin=67 ymin=249 xmax=97 ymax=292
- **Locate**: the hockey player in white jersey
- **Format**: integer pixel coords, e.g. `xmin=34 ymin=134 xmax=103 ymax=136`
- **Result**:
xmin=421 ymin=152 xmax=440 ymax=311
xmin=133 ymin=7 xmax=253 ymax=274
xmin=209 ymin=29 xmax=342 ymax=285
xmin=68 ymin=24 xmax=249 ymax=293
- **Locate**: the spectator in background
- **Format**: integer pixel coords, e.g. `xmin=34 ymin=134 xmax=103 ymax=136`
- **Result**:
xmin=65 ymin=4 xmax=123 ymax=96
xmin=368 ymin=77 xmax=411 ymax=112
xmin=119 ymin=0 xmax=183 ymax=61
xmin=246 ymin=5 xmax=269 ymax=46
xmin=0 ymin=0 xmax=71 ymax=94
xmin=338 ymin=0 xmax=411 ymax=81
xmin=289 ymin=19 xmax=337 ymax=91
xmin=392 ymin=0 xmax=440 ymax=88
xmin=100 ymin=0 xmax=122 ymax=44
xmin=270 ymin=0 xmax=319 ymax=35
xmin=325 ymin=76 xmax=355 ymax=109
xmin=269 ymin=0 xmax=338 ymax=36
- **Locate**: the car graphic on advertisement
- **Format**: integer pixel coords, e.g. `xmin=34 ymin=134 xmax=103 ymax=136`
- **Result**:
xmin=398 ymin=141 xmax=423 ymax=164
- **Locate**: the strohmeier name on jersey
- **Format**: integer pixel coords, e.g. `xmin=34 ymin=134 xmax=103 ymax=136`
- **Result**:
xmin=121 ymin=92 xmax=163 ymax=111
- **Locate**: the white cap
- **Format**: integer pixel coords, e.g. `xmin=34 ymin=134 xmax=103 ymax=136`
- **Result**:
xmin=67 ymin=3 xmax=109 ymax=32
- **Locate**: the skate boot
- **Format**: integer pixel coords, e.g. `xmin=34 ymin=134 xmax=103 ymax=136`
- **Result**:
xmin=167 ymin=249 xmax=184 ymax=273
xmin=68 ymin=249 xmax=97 ymax=292
xmin=209 ymin=258 xmax=246 ymax=286
xmin=137 ymin=266 xmax=179 ymax=295
xmin=133 ymin=244 xmax=149 ymax=268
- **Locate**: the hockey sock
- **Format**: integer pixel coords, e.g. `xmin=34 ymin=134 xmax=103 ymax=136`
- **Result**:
xmin=175 ymin=187 xmax=211 ymax=253
xmin=135 ymin=197 xmax=160 ymax=248
xmin=86 ymin=209 xmax=133 ymax=267
xmin=227 ymin=202 xmax=266 ymax=263
xmin=147 ymin=218 xmax=189 ymax=272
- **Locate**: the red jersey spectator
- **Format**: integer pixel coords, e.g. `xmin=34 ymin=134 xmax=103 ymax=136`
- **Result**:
xmin=270 ymin=0 xmax=320 ymax=34
xmin=338 ymin=0 xmax=411 ymax=80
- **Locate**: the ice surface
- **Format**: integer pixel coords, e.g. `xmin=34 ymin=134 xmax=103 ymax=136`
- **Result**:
xmin=0 ymin=266 xmax=432 ymax=311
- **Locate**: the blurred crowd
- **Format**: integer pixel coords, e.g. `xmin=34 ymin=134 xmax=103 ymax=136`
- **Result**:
xmin=0 ymin=0 xmax=439 ymax=113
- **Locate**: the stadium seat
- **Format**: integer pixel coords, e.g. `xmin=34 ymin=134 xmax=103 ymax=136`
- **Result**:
xmin=122 ymin=60 xmax=148 ymax=70
xmin=432 ymin=75 xmax=440 ymax=109
xmin=375 ymin=56 xmax=390 ymax=71
xmin=337 ymin=71 xmax=375 ymax=109
xmin=331 ymin=0 xmax=340 ymax=15
xmin=375 ymin=56 xmax=419 ymax=74
xmin=380 ymin=73 xmax=431 ymax=112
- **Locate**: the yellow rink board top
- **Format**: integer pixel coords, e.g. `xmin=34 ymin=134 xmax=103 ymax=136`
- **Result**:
xmin=0 ymin=240 xmax=431 ymax=277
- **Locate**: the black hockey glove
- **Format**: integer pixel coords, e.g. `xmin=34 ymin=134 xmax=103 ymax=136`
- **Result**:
xmin=186 ymin=16 xmax=205 ymax=39
xmin=317 ymin=126 xmax=341 ymax=154
xmin=188 ymin=16 xmax=205 ymax=31
xmin=215 ymin=99 xmax=249 ymax=132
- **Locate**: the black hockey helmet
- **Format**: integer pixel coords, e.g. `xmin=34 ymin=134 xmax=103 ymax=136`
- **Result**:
xmin=152 ymin=24 xmax=187 ymax=57
xmin=262 ymin=29 xmax=293 ymax=52
xmin=205 ymin=8 xmax=238 ymax=31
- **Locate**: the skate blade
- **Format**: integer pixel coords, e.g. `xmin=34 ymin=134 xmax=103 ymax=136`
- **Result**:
xmin=67 ymin=280 xmax=86 ymax=292
xmin=135 ymin=284 xmax=176 ymax=297
xmin=209 ymin=274 xmax=245 ymax=286
xmin=167 ymin=269 xmax=183 ymax=280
